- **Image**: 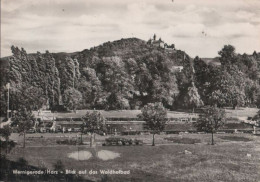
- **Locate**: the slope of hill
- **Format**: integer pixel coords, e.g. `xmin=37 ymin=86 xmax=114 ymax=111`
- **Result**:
xmin=1 ymin=39 xmax=259 ymax=116
xmin=0 ymin=38 xmax=193 ymax=115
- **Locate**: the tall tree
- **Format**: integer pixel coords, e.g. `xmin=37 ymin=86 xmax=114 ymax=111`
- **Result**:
xmin=138 ymin=102 xmax=168 ymax=146
xmin=58 ymin=57 xmax=81 ymax=93
xmin=21 ymin=85 xmax=46 ymax=110
xmin=97 ymin=56 xmax=133 ymax=109
xmin=194 ymin=106 xmax=226 ymax=145
xmin=79 ymin=67 xmax=102 ymax=108
xmin=218 ymin=45 xmax=237 ymax=67
xmin=8 ymin=47 xmax=61 ymax=109
xmin=182 ymin=82 xmax=204 ymax=110
xmin=135 ymin=51 xmax=178 ymax=107
xmin=63 ymin=88 xmax=82 ymax=112
xmin=81 ymin=111 xmax=107 ymax=147
xmin=7 ymin=84 xmax=47 ymax=111
xmin=209 ymin=67 xmax=246 ymax=109
xmin=12 ymin=108 xmax=35 ymax=148
xmin=193 ymin=56 xmax=211 ymax=103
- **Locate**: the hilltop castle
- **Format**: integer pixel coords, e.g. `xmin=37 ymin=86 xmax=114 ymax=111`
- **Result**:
xmin=147 ymin=34 xmax=175 ymax=50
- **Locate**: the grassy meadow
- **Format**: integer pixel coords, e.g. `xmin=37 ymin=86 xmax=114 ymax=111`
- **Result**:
xmin=3 ymin=107 xmax=260 ymax=181
xmin=6 ymin=132 xmax=260 ymax=182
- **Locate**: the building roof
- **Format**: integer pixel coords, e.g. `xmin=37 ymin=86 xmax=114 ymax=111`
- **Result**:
xmin=152 ymin=40 xmax=164 ymax=44
xmin=201 ymin=58 xmax=221 ymax=66
xmin=32 ymin=110 xmax=198 ymax=120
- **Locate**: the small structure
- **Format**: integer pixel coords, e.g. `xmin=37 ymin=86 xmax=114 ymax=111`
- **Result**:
xmin=0 ymin=118 xmax=11 ymax=128
xmin=164 ymin=43 xmax=175 ymax=50
xmin=147 ymin=34 xmax=175 ymax=50
xmin=184 ymin=150 xmax=192 ymax=155
xmin=50 ymin=120 xmax=57 ymax=132
xmin=253 ymin=126 xmax=257 ymax=135
xmin=148 ymin=35 xmax=165 ymax=48
xmin=173 ymin=66 xmax=184 ymax=72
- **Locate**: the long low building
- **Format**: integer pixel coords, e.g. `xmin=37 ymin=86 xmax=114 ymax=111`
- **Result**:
xmin=30 ymin=110 xmax=199 ymax=133
xmin=32 ymin=110 xmax=199 ymax=121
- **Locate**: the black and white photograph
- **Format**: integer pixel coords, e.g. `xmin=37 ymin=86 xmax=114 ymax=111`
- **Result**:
xmin=1 ymin=0 xmax=260 ymax=181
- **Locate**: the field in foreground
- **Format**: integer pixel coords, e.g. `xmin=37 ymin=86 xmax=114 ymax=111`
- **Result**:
xmin=5 ymin=133 xmax=260 ymax=182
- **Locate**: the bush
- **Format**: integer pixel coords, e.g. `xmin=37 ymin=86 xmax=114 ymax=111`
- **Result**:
xmin=134 ymin=139 xmax=143 ymax=145
xmin=17 ymin=157 xmax=28 ymax=169
xmin=103 ymin=137 xmax=143 ymax=146
xmin=121 ymin=131 xmax=141 ymax=135
xmin=219 ymin=136 xmax=252 ymax=142
xmin=0 ymin=140 xmax=16 ymax=153
xmin=56 ymin=139 xmax=77 ymax=145
xmin=53 ymin=160 xmax=65 ymax=173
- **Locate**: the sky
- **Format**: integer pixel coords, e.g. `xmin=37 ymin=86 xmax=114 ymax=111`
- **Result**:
xmin=1 ymin=0 xmax=260 ymax=58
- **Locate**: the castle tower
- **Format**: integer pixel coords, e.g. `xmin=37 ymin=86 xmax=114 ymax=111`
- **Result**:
xmin=153 ymin=34 xmax=156 ymax=41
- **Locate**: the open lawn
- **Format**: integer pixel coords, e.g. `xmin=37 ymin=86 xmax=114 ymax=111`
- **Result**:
xmin=5 ymin=133 xmax=260 ymax=182
xmin=225 ymin=107 xmax=258 ymax=119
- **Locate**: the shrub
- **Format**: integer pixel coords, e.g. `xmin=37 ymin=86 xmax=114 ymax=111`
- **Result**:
xmin=103 ymin=137 xmax=143 ymax=146
xmin=56 ymin=139 xmax=77 ymax=145
xmin=17 ymin=157 xmax=28 ymax=169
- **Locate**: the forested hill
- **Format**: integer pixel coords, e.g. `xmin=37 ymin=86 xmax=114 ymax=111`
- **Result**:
xmin=0 ymin=38 xmax=260 ymax=116
xmin=0 ymin=38 xmax=193 ymax=113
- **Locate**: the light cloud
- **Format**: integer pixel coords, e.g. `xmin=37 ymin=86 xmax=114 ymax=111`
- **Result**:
xmin=1 ymin=0 xmax=260 ymax=58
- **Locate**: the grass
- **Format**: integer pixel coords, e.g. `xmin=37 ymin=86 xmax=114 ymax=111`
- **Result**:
xmin=225 ymin=107 xmax=258 ymax=118
xmin=6 ymin=133 xmax=260 ymax=182
xmin=219 ymin=136 xmax=253 ymax=142
xmin=4 ymin=107 xmax=259 ymax=181
xmin=164 ymin=137 xmax=201 ymax=144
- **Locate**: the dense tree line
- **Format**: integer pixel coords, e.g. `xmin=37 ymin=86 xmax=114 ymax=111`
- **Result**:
xmin=0 ymin=38 xmax=259 ymax=115
xmin=194 ymin=45 xmax=260 ymax=109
